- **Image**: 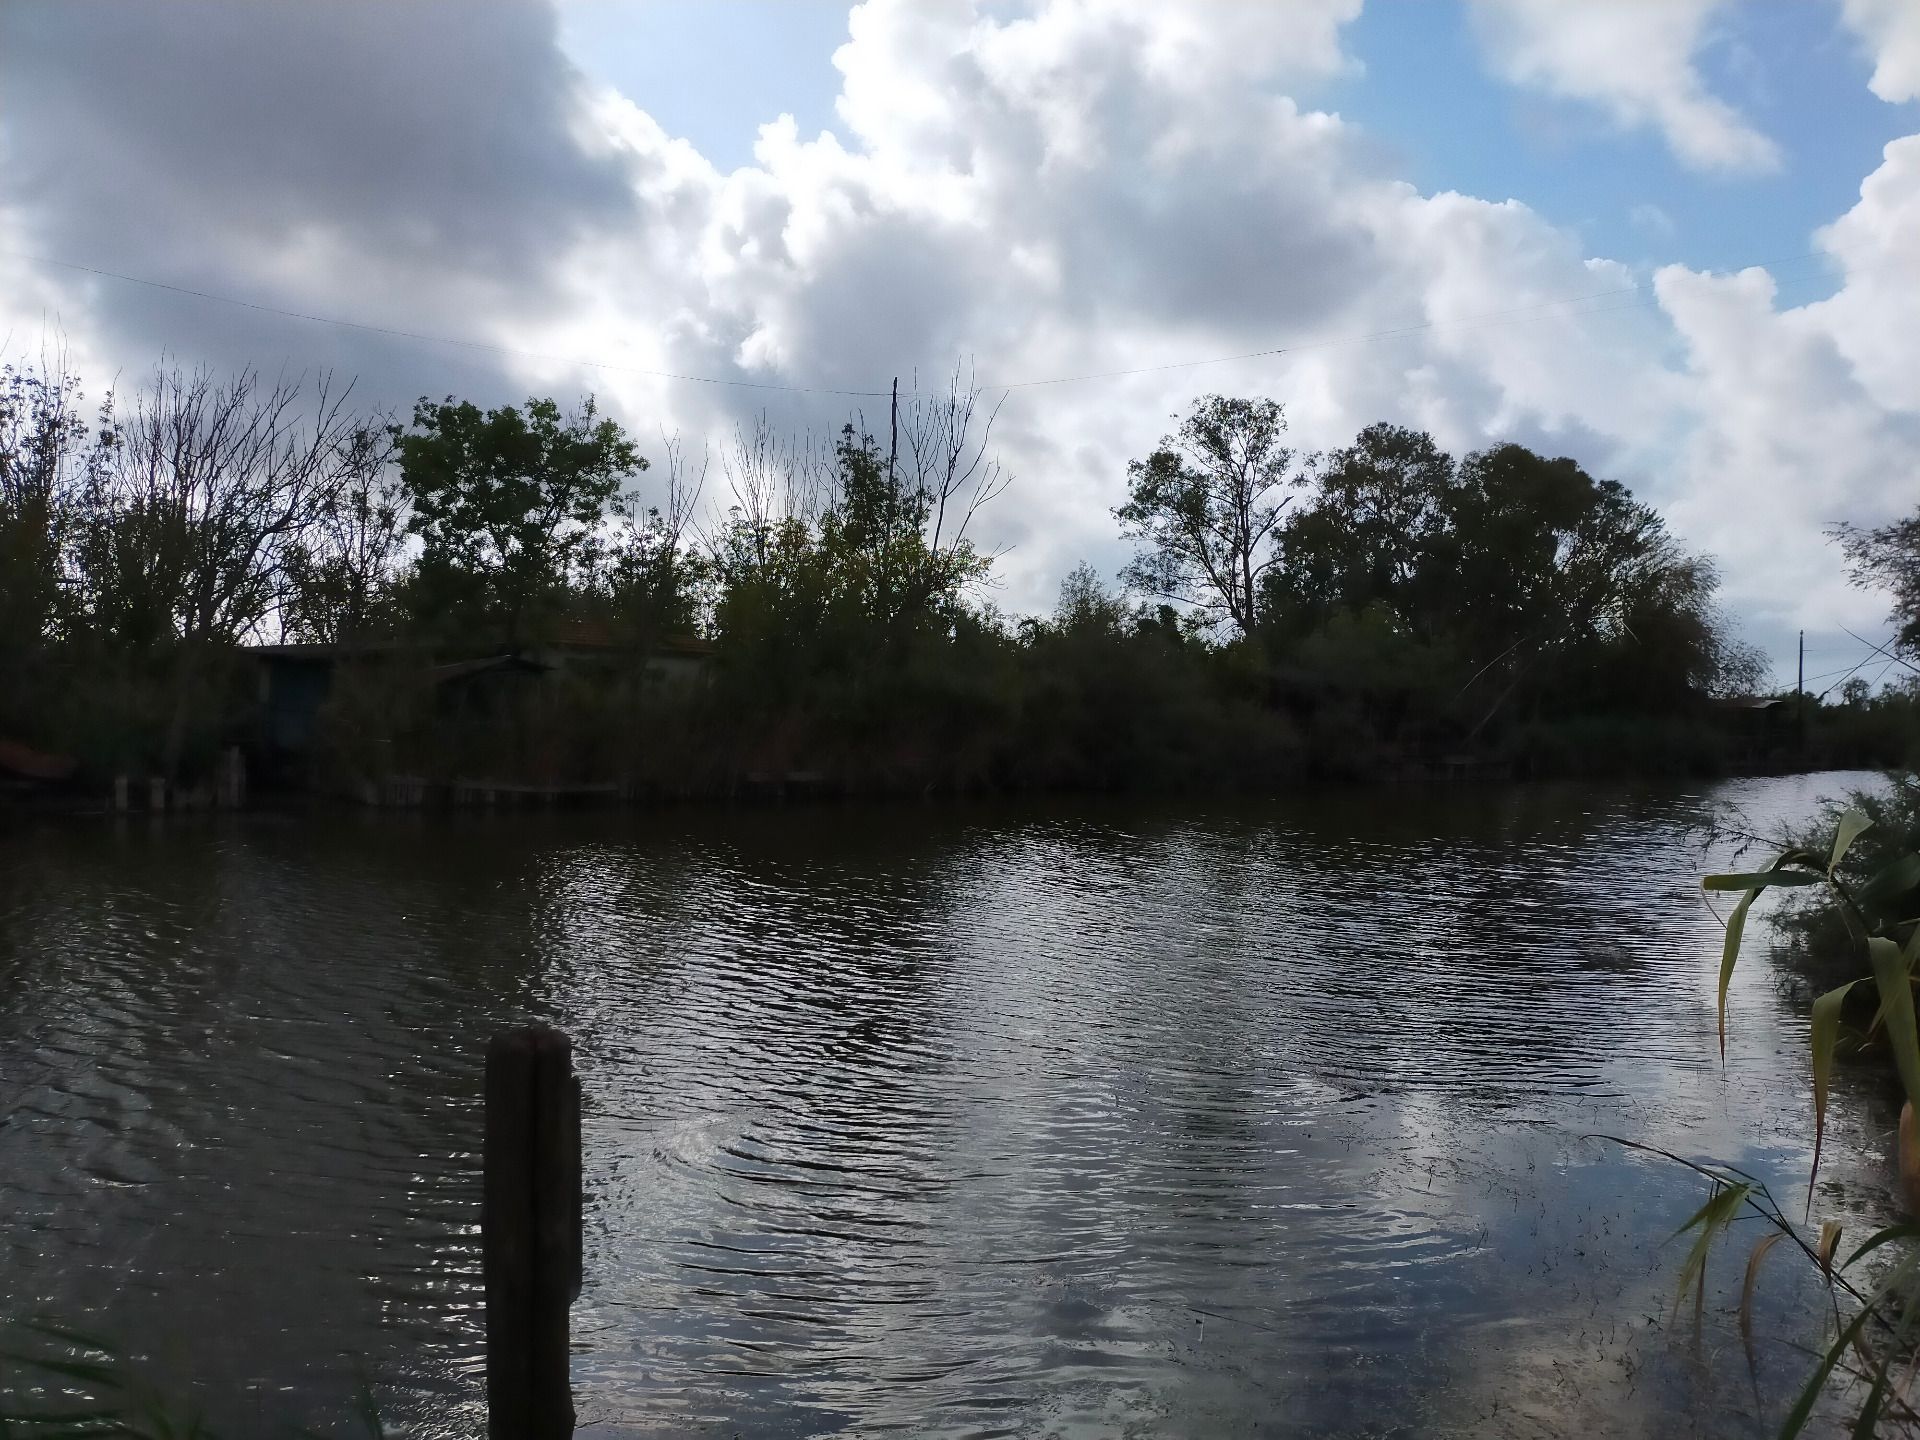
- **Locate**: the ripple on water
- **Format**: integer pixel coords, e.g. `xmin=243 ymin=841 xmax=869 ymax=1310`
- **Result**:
xmin=0 ymin=775 xmax=1899 ymax=1436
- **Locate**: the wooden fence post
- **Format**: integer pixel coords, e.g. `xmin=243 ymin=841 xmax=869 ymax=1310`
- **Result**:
xmin=485 ymin=1025 xmax=581 ymax=1439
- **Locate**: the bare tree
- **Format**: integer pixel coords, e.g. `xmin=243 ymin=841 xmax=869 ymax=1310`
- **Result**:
xmin=599 ymin=430 xmax=712 ymax=640
xmin=76 ymin=365 xmax=384 ymax=774
xmin=710 ymin=413 xmax=829 ymax=567
xmin=279 ymin=421 xmax=404 ymax=644
xmin=897 ymin=362 xmax=1012 ymax=606
xmin=652 ymin=429 xmax=707 ymax=550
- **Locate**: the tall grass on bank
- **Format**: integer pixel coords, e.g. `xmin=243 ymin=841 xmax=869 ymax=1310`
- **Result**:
xmin=1635 ymin=801 xmax=1920 ymax=1436
xmin=1727 ymin=773 xmax=1920 ymax=994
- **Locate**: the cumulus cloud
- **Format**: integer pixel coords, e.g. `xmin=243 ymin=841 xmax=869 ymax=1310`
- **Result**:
xmin=1 ymin=0 xmax=1914 ymax=672
xmin=1656 ymin=138 xmax=1920 ymax=637
xmin=1840 ymin=0 xmax=1920 ymax=103
xmin=0 ymin=0 xmax=636 ymax=399
xmin=1465 ymin=0 xmax=1780 ymax=173
xmin=531 ymin=0 xmax=1697 ymax=601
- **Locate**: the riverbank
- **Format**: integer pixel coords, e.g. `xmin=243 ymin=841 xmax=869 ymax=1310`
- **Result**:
xmin=9 ymin=699 xmax=1904 ymax=821
xmin=0 ymin=748 xmax=1867 ymax=821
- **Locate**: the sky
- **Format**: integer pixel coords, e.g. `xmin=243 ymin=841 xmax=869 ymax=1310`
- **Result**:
xmin=2 ymin=0 xmax=1918 ymax=688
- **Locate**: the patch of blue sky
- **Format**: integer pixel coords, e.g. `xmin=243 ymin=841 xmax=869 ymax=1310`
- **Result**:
xmin=558 ymin=0 xmax=849 ymax=174
xmin=1335 ymin=0 xmax=1913 ymax=297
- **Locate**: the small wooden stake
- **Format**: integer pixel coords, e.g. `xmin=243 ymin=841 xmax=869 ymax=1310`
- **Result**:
xmin=485 ymin=1025 xmax=581 ymax=1438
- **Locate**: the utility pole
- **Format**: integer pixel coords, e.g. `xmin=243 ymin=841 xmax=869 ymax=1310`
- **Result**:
xmin=888 ymin=375 xmax=899 ymax=486
xmin=1797 ymin=629 xmax=1806 ymax=753
xmin=885 ymin=376 xmax=900 ymax=616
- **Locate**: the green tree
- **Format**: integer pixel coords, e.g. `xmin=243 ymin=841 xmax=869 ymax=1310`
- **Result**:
xmin=0 ymin=359 xmax=90 ymax=659
xmin=816 ymin=421 xmax=992 ymax=632
xmin=1116 ymin=396 xmax=1309 ymax=638
xmin=708 ymin=388 xmax=1001 ymax=688
xmin=397 ymin=394 xmax=642 ymax=644
xmin=1050 ymin=562 xmax=1129 ymax=636
xmin=1424 ymin=444 xmax=1696 ymax=731
xmin=1834 ymin=508 xmax=1920 ymax=656
xmin=1265 ymin=422 xmax=1455 ymax=636
xmin=1263 ymin=428 xmax=1755 ymax=743
xmin=1436 ymin=446 xmax=1661 ymax=655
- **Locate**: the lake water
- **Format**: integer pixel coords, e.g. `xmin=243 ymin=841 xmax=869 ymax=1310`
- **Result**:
xmin=0 ymin=773 xmax=1902 ymax=1437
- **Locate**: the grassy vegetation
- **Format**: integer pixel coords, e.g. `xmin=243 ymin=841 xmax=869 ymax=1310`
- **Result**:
xmin=1666 ymin=799 xmax=1920 ymax=1436
xmin=1733 ymin=772 xmax=1920 ymax=994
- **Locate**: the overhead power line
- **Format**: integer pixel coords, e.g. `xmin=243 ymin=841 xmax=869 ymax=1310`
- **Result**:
xmin=3 ymin=243 xmax=1832 ymax=399
xmin=1843 ymin=626 xmax=1920 ymax=682
xmin=1812 ymin=627 xmax=1919 ymax=699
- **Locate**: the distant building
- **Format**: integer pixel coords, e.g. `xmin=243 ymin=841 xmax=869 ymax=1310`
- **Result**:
xmin=1707 ymin=694 xmax=1797 ymax=770
xmin=246 ymin=631 xmax=715 ymax=774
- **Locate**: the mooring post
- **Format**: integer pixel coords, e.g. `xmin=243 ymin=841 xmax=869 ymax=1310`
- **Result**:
xmin=218 ymin=746 xmax=246 ymax=809
xmin=485 ymin=1025 xmax=582 ymax=1439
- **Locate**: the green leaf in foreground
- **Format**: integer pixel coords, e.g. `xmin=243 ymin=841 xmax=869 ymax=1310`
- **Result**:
xmin=1819 ymin=1220 xmax=1843 ymax=1278
xmin=1809 ymin=978 xmax=1865 ymax=1199
xmin=1830 ymin=808 xmax=1873 ymax=875
xmin=1849 ymin=1354 xmax=1892 ymax=1440
xmin=1740 ymin=1231 xmax=1784 ymax=1344
xmin=1708 ymin=850 xmax=1821 ymax=1060
xmin=1717 ymin=887 xmax=1760 ymax=1060
xmin=1867 ymin=935 xmax=1920 ymax=1110
xmin=1673 ymin=1181 xmax=1751 ymax=1318
xmin=1780 ymin=1242 xmax=1920 ymax=1439
xmin=1779 ymin=1300 xmax=1877 ymax=1440
xmin=1843 ymin=1222 xmax=1920 ymax=1271
xmin=1702 ymin=870 xmax=1825 ymax=892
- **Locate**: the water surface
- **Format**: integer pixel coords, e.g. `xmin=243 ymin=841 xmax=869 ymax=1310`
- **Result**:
xmin=0 ymin=774 xmax=1900 ymax=1436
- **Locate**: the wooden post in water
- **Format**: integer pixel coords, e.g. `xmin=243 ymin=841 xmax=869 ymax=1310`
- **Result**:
xmin=485 ymin=1025 xmax=582 ymax=1439
xmin=217 ymin=746 xmax=246 ymax=809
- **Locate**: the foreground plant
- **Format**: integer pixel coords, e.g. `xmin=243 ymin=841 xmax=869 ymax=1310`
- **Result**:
xmin=1653 ymin=806 xmax=1920 ymax=1436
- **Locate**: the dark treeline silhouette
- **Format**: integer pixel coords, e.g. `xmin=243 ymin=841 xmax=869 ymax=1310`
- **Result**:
xmin=1 ymin=355 xmax=1911 ymax=799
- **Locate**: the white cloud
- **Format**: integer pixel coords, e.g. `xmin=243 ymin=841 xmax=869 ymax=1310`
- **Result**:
xmin=1840 ymin=0 xmax=1920 ymax=103
xmin=3 ymin=0 xmax=1915 ymax=675
xmin=1655 ymin=137 xmax=1920 ymax=639
xmin=1808 ymin=135 xmax=1920 ymax=414
xmin=524 ymin=0 xmax=1699 ymax=603
xmin=1465 ymin=0 xmax=1780 ymax=173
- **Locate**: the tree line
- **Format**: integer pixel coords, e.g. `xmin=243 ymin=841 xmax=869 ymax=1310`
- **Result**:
xmin=0 ymin=353 xmax=1905 ymax=795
